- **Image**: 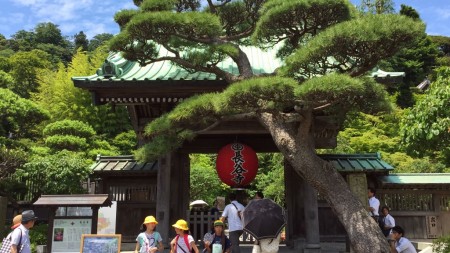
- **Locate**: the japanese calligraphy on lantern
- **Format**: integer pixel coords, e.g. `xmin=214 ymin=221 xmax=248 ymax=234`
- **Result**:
xmin=216 ymin=143 xmax=258 ymax=188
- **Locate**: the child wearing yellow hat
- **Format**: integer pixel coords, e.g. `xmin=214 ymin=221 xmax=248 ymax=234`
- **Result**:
xmin=135 ymin=216 xmax=164 ymax=253
xmin=170 ymin=219 xmax=199 ymax=253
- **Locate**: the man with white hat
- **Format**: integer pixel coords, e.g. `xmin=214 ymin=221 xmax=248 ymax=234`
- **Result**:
xmin=11 ymin=210 xmax=38 ymax=253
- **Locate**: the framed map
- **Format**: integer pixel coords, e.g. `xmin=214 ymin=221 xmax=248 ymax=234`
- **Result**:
xmin=80 ymin=234 xmax=121 ymax=253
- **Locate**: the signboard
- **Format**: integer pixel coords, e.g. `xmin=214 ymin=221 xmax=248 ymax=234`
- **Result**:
xmin=97 ymin=201 xmax=117 ymax=234
xmin=52 ymin=219 xmax=91 ymax=252
xmin=80 ymin=234 xmax=121 ymax=253
xmin=426 ymin=215 xmax=439 ymax=239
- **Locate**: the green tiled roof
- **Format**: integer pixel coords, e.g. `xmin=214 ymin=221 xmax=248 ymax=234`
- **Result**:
xmin=91 ymin=153 xmax=392 ymax=175
xmin=318 ymin=153 xmax=393 ymax=173
xmin=72 ymin=45 xmax=404 ymax=83
xmin=369 ymin=69 xmax=405 ymax=78
xmin=379 ymin=173 xmax=450 ymax=185
xmin=73 ymin=45 xmax=282 ymax=82
xmin=91 ymin=155 xmax=158 ymax=174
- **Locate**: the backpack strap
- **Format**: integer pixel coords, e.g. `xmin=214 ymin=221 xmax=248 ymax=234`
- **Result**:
xmin=183 ymin=234 xmax=190 ymax=251
xmin=231 ymin=203 xmax=241 ymax=220
xmin=175 ymin=235 xmax=191 ymax=253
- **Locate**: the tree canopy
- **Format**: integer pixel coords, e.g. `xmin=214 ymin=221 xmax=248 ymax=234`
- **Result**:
xmin=110 ymin=0 xmax=426 ymax=251
xmin=400 ymin=67 xmax=450 ymax=166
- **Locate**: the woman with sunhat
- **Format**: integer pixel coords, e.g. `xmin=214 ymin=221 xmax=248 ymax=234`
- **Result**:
xmin=170 ymin=219 xmax=199 ymax=253
xmin=203 ymin=220 xmax=231 ymax=253
xmin=11 ymin=214 xmax=22 ymax=229
xmin=135 ymin=216 xmax=164 ymax=253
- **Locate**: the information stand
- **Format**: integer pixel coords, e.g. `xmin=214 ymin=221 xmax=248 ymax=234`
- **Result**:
xmin=33 ymin=194 xmax=112 ymax=253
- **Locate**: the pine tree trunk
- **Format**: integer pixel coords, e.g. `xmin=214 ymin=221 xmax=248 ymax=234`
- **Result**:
xmin=258 ymin=112 xmax=390 ymax=253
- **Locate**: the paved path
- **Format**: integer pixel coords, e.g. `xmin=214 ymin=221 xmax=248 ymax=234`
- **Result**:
xmin=120 ymin=240 xmax=434 ymax=253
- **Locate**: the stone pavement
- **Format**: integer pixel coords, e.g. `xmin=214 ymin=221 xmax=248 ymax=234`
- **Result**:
xmin=120 ymin=240 xmax=434 ymax=253
xmin=120 ymin=243 xmax=345 ymax=253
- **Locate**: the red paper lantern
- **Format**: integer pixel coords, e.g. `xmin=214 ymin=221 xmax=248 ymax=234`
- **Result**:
xmin=216 ymin=143 xmax=258 ymax=188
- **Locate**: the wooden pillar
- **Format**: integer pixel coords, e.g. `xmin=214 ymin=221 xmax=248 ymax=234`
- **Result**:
xmin=303 ymin=181 xmax=321 ymax=252
xmin=0 ymin=196 xmax=7 ymax=231
xmin=91 ymin=207 xmax=99 ymax=233
xmin=46 ymin=207 xmax=57 ymax=253
xmin=156 ymin=154 xmax=172 ymax=247
xmin=156 ymin=151 xmax=190 ymax=246
xmin=284 ymin=160 xmax=306 ymax=250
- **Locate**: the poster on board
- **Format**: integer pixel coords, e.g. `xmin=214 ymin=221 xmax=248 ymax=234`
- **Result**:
xmin=80 ymin=234 xmax=121 ymax=253
xmin=97 ymin=201 xmax=117 ymax=234
xmin=52 ymin=219 xmax=91 ymax=252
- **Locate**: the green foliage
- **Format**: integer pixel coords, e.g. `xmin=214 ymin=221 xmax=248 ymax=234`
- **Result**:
xmin=88 ymin=33 xmax=114 ymax=52
xmin=358 ymin=0 xmax=394 ymax=14
xmin=213 ymin=1 xmax=259 ymax=38
xmin=329 ymin=111 xmax=401 ymax=153
xmin=0 ymin=56 xmax=12 ymax=72
xmin=74 ymin=31 xmax=89 ymax=52
xmin=29 ymin=223 xmax=48 ymax=246
xmin=43 ymin=120 xmax=94 ymax=151
xmin=140 ymin=0 xmax=177 ymax=12
xmin=16 ymin=150 xmax=91 ymax=196
xmin=34 ymin=22 xmax=66 ymax=46
xmin=34 ymin=49 xmax=132 ymax=138
xmin=0 ymin=146 xmax=28 ymax=198
xmin=139 ymin=74 xmax=392 ymax=161
xmin=44 ymin=135 xmax=89 ymax=151
xmin=0 ymin=88 xmax=49 ymax=138
xmin=114 ymin=9 xmax=141 ymax=29
xmin=379 ymin=34 xmax=438 ymax=108
xmin=8 ymin=49 xmax=52 ymax=98
xmin=43 ymin=120 xmax=96 ymax=139
xmin=87 ymin=139 xmax=120 ymax=159
xmin=399 ymin=4 xmax=420 ymax=20
xmin=254 ymin=153 xmax=285 ymax=206
xmin=433 ymin=234 xmax=450 ymax=253
xmin=253 ymin=0 xmax=354 ymax=47
xmin=400 ymin=67 xmax=450 ymax=166
xmin=281 ymin=14 xmax=425 ymax=78
xmin=189 ymin=154 xmax=229 ymax=205
xmin=112 ymin=130 xmax=137 ymax=154
xmin=382 ymin=152 xmax=447 ymax=173
xmin=430 ymin=35 xmax=450 ymax=57
xmin=10 ymin=30 xmax=36 ymax=51
xmin=0 ymin=70 xmax=14 ymax=88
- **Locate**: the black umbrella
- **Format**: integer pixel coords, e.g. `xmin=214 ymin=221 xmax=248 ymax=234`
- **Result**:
xmin=242 ymin=199 xmax=286 ymax=240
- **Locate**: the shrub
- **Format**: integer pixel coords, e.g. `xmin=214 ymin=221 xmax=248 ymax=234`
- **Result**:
xmin=433 ymin=235 xmax=450 ymax=253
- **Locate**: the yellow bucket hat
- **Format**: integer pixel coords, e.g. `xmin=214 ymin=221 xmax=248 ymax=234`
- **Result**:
xmin=172 ymin=219 xmax=189 ymax=230
xmin=143 ymin=216 xmax=158 ymax=224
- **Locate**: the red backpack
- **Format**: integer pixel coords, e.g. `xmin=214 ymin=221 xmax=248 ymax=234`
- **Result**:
xmin=174 ymin=234 xmax=194 ymax=253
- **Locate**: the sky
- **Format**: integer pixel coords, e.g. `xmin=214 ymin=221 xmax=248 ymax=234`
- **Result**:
xmin=1 ymin=0 xmax=450 ymax=40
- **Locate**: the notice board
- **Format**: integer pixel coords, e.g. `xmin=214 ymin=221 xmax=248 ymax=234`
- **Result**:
xmin=80 ymin=234 xmax=121 ymax=253
xmin=52 ymin=218 xmax=91 ymax=252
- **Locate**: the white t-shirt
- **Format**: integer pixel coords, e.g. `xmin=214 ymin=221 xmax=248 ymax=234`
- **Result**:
xmin=136 ymin=231 xmax=162 ymax=253
xmin=384 ymin=214 xmax=395 ymax=233
xmin=395 ymin=237 xmax=417 ymax=253
xmin=175 ymin=234 xmax=195 ymax=253
xmin=368 ymin=196 xmax=380 ymax=216
xmin=11 ymin=225 xmax=31 ymax=253
xmin=222 ymin=200 xmax=244 ymax=232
